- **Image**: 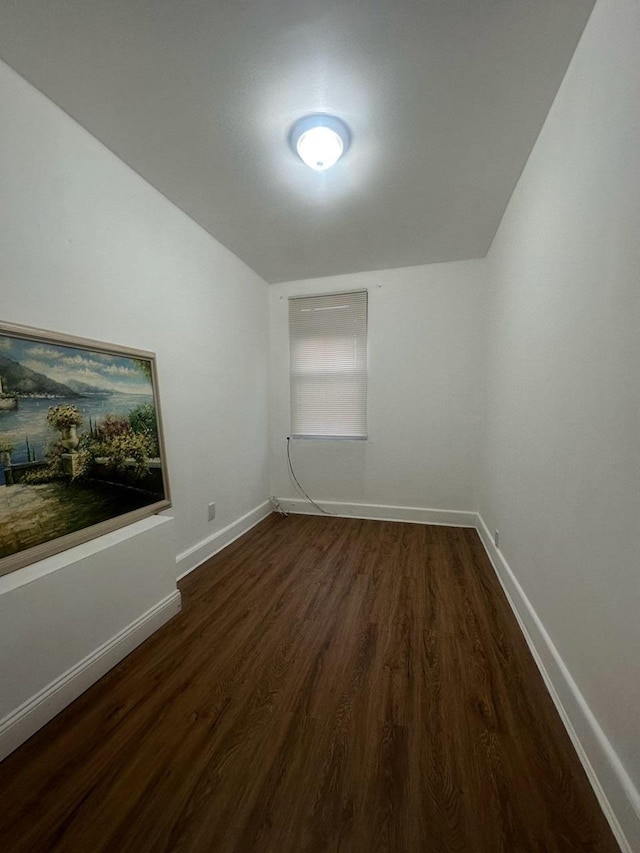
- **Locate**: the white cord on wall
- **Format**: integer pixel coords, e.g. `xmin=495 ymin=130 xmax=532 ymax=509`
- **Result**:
xmin=286 ymin=437 xmax=335 ymax=516
xmin=269 ymin=495 xmax=289 ymax=516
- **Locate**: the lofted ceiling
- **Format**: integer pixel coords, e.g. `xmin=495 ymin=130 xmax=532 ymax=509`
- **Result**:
xmin=0 ymin=0 xmax=595 ymax=283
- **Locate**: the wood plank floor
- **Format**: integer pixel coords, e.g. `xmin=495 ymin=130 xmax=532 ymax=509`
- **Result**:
xmin=0 ymin=514 xmax=618 ymax=852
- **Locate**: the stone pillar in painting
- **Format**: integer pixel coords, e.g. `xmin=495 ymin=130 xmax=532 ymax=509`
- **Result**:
xmin=1 ymin=450 xmax=13 ymax=486
xmin=61 ymin=453 xmax=82 ymax=479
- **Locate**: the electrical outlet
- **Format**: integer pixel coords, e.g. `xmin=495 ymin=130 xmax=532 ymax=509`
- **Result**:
xmin=494 ymin=529 xmax=500 ymax=548
xmin=208 ymin=502 xmax=216 ymax=521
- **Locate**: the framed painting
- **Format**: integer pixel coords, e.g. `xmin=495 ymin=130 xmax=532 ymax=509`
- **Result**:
xmin=0 ymin=321 xmax=171 ymax=577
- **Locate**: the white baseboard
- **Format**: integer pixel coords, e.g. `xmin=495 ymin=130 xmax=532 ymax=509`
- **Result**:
xmin=475 ymin=514 xmax=639 ymax=853
xmin=281 ymin=499 xmax=638 ymax=848
xmin=0 ymin=590 xmax=181 ymax=763
xmin=2 ymin=499 xmax=634 ymax=849
xmin=279 ymin=498 xmax=476 ymax=528
xmin=176 ymin=501 xmax=272 ymax=580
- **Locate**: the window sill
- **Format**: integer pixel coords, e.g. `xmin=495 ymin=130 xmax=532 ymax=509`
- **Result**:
xmin=289 ymin=435 xmax=368 ymax=441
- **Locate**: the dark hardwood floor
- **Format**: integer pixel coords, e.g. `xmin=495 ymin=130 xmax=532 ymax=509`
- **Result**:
xmin=0 ymin=514 xmax=618 ymax=852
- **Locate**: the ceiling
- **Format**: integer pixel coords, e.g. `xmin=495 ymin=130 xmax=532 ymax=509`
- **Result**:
xmin=0 ymin=0 xmax=595 ymax=283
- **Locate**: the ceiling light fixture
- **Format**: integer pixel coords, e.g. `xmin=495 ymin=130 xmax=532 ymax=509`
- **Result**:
xmin=290 ymin=114 xmax=351 ymax=171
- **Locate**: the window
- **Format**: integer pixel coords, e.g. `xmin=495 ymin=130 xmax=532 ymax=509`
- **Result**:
xmin=289 ymin=290 xmax=368 ymax=439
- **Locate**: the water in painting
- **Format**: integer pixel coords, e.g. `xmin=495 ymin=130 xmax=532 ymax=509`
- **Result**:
xmin=0 ymin=330 xmax=169 ymax=568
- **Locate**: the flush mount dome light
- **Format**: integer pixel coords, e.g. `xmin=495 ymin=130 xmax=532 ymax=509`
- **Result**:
xmin=290 ymin=114 xmax=351 ymax=171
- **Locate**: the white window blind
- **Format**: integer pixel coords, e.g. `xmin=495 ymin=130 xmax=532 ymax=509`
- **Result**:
xmin=289 ymin=290 xmax=368 ymax=439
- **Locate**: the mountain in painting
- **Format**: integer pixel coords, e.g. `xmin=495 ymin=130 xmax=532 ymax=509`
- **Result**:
xmin=0 ymin=354 xmax=78 ymax=397
xmin=66 ymin=379 xmax=112 ymax=396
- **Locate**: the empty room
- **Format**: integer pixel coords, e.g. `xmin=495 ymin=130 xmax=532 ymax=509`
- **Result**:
xmin=0 ymin=0 xmax=638 ymax=850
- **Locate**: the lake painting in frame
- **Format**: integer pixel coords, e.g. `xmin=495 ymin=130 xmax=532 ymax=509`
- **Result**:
xmin=0 ymin=321 xmax=171 ymax=576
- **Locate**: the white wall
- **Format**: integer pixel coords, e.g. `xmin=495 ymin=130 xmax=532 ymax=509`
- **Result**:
xmin=0 ymin=59 xmax=270 ymax=567
xmin=0 ymin=517 xmax=179 ymax=760
xmin=269 ymin=262 xmax=487 ymax=515
xmin=0 ymin=59 xmax=270 ymax=752
xmin=2 ymin=0 xmax=638 ymax=840
xmin=480 ymin=0 xmax=640 ymax=843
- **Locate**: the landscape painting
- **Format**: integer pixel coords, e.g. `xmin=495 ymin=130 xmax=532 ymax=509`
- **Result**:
xmin=0 ymin=322 xmax=171 ymax=576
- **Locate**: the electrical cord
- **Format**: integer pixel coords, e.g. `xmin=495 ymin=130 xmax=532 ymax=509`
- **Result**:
xmin=286 ymin=437 xmax=335 ymax=516
xmin=269 ymin=495 xmax=289 ymax=516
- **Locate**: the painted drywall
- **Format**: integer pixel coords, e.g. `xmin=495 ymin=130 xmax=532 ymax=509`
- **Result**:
xmin=479 ymin=0 xmax=640 ymax=837
xmin=0 ymin=59 xmax=270 ymax=565
xmin=0 ymin=58 xmax=269 ymax=749
xmin=0 ymin=516 xmax=179 ymax=759
xmin=269 ymin=262 xmax=487 ymax=512
xmin=0 ymin=1 xmax=596 ymax=284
